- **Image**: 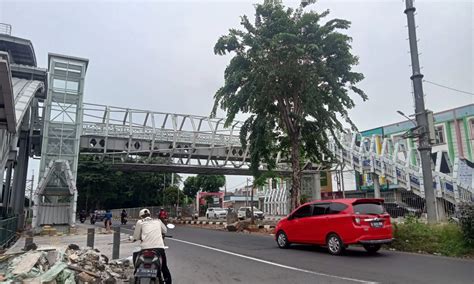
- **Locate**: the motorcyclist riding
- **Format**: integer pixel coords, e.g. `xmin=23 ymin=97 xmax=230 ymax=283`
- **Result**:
xmin=132 ymin=208 xmax=172 ymax=284
xmin=158 ymin=208 xmax=168 ymax=224
xmin=79 ymin=209 xmax=87 ymax=223
xmin=90 ymin=210 xmax=97 ymax=224
xmin=121 ymin=209 xmax=128 ymax=224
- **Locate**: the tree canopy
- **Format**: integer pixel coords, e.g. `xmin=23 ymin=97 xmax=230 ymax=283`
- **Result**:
xmin=212 ymin=0 xmax=366 ymax=210
xmin=163 ymin=186 xmax=186 ymax=206
xmin=76 ymin=156 xmax=183 ymax=211
xmin=183 ymin=174 xmax=226 ymax=198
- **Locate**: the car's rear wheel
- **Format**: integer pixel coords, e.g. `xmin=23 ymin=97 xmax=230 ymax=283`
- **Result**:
xmin=363 ymin=244 xmax=381 ymax=254
xmin=326 ymin=234 xmax=344 ymax=255
xmin=276 ymin=231 xmax=290 ymax=249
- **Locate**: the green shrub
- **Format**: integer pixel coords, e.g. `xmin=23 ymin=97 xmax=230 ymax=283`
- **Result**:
xmin=390 ymin=217 xmax=474 ymax=257
xmin=458 ymin=202 xmax=474 ymax=246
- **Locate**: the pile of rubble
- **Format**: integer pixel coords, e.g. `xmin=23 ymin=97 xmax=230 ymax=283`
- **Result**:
xmin=225 ymin=220 xmax=275 ymax=235
xmin=226 ymin=220 xmax=251 ymax=232
xmin=0 ymin=244 xmax=133 ymax=283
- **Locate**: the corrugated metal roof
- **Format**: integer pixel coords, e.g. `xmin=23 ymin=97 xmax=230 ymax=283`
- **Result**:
xmin=0 ymin=34 xmax=37 ymax=66
xmin=37 ymin=204 xmax=71 ymax=225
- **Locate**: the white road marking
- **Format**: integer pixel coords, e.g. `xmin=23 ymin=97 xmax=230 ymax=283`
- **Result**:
xmin=169 ymin=238 xmax=379 ymax=284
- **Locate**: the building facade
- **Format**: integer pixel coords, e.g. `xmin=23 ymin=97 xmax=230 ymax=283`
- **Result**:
xmin=358 ymin=104 xmax=474 ymax=190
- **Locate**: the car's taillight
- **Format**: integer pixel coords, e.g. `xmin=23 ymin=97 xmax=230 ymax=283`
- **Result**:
xmin=142 ymin=250 xmax=156 ymax=258
xmin=353 ymin=216 xmax=361 ymax=225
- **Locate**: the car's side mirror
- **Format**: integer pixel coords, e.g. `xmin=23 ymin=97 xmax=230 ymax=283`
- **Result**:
xmin=287 ymin=215 xmax=294 ymax=221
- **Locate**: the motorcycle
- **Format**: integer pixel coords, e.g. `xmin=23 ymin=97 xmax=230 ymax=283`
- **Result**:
xmin=90 ymin=213 xmax=96 ymax=225
xmin=79 ymin=216 xmax=86 ymax=223
xmin=130 ymin=223 xmax=175 ymax=284
xmin=121 ymin=216 xmax=128 ymax=225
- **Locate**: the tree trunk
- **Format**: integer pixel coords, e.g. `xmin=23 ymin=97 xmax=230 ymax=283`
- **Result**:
xmin=85 ymin=188 xmax=89 ymax=212
xmin=290 ymin=137 xmax=302 ymax=212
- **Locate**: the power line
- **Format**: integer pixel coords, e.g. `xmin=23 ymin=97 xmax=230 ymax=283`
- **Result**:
xmin=423 ymin=80 xmax=474 ymax=96
xmin=227 ymin=180 xmax=248 ymax=191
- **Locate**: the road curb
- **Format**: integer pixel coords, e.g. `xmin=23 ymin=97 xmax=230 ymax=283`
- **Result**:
xmin=170 ymin=220 xmax=275 ymax=229
xmin=172 ymin=220 xmax=227 ymax=226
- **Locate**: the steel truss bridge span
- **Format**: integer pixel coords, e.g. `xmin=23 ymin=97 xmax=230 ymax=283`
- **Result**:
xmin=79 ymin=103 xmax=323 ymax=175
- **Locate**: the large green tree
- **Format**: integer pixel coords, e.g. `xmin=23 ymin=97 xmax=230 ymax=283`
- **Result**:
xmin=163 ymin=186 xmax=186 ymax=206
xmin=77 ymin=156 xmax=181 ymax=210
xmin=183 ymin=174 xmax=226 ymax=198
xmin=76 ymin=157 xmax=119 ymax=211
xmin=212 ymin=0 xmax=366 ymax=210
xmin=183 ymin=176 xmax=200 ymax=198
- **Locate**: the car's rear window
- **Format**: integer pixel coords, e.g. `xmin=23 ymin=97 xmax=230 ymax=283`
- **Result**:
xmin=353 ymin=202 xmax=385 ymax=215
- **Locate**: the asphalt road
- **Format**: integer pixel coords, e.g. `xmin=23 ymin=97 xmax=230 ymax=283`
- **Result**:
xmin=117 ymin=224 xmax=473 ymax=284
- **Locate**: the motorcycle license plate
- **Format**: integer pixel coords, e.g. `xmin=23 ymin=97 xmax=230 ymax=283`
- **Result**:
xmin=371 ymin=221 xmax=383 ymax=228
xmin=136 ymin=268 xmax=158 ymax=277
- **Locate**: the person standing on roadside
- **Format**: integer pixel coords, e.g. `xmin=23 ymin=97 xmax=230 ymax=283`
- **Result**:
xmin=104 ymin=209 xmax=113 ymax=231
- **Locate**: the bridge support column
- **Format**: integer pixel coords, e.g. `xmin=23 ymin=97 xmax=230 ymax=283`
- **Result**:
xmin=313 ymin=172 xmax=321 ymax=200
xmin=0 ymin=166 xmax=3 ymax=211
xmin=4 ymin=162 xmax=13 ymax=213
xmin=372 ymin=173 xmax=381 ymax=198
xmin=12 ymin=134 xmax=29 ymax=229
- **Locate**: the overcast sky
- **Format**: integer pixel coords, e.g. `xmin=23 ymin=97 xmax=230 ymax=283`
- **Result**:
xmin=1 ymin=0 xmax=472 ymax=191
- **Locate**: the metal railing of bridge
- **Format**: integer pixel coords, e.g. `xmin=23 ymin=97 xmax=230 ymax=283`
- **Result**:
xmin=0 ymin=216 xmax=18 ymax=249
xmin=81 ymin=103 xmax=244 ymax=146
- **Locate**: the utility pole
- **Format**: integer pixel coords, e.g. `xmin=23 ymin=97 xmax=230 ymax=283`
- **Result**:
xmin=250 ymin=178 xmax=254 ymax=224
xmin=404 ymin=0 xmax=437 ymax=223
xmin=162 ymin=174 xmax=166 ymax=207
xmin=245 ymin=178 xmax=249 ymax=206
xmin=175 ymin=174 xmax=180 ymax=219
xmin=340 ymin=164 xmax=346 ymax=198
xmin=28 ymin=170 xmax=34 ymax=209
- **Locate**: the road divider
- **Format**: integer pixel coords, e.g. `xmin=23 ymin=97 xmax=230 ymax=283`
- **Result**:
xmin=170 ymin=220 xmax=276 ymax=229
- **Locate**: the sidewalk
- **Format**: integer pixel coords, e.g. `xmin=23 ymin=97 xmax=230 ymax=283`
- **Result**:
xmin=7 ymin=224 xmax=137 ymax=260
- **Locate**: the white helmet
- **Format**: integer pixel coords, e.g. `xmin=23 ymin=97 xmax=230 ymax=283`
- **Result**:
xmin=139 ymin=208 xmax=150 ymax=218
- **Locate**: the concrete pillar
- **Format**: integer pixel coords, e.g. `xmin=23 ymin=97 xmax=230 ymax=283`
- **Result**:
xmin=394 ymin=188 xmax=403 ymax=203
xmin=313 ymin=172 xmax=321 ymax=200
xmin=87 ymin=228 xmax=95 ymax=248
xmin=436 ymin=198 xmax=447 ymax=222
xmin=112 ymin=226 xmax=120 ymax=259
xmin=372 ymin=173 xmax=381 ymax=198
xmin=0 ymin=167 xmax=3 ymax=206
xmin=4 ymin=162 xmax=13 ymax=214
xmin=12 ymin=135 xmax=29 ymax=229
xmin=70 ymin=189 xmax=78 ymax=226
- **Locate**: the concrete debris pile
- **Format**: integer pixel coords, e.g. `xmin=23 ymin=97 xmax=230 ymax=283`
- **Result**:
xmin=0 ymin=244 xmax=133 ymax=283
xmin=225 ymin=221 xmax=275 ymax=235
xmin=226 ymin=220 xmax=251 ymax=232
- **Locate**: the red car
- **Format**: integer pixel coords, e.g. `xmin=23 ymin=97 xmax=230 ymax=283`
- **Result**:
xmin=275 ymin=198 xmax=393 ymax=255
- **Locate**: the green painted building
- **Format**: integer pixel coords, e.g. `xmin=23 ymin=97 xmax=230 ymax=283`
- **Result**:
xmin=361 ymin=104 xmax=474 ymax=166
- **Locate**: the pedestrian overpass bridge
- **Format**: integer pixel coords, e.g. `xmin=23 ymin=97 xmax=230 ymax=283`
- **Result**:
xmin=0 ymin=25 xmax=472 ymax=229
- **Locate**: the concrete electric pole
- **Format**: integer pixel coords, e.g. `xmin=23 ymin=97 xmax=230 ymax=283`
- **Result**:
xmin=404 ymin=0 xmax=437 ymax=223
